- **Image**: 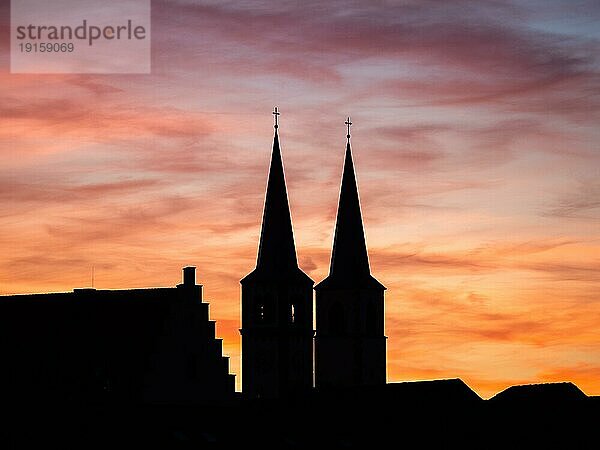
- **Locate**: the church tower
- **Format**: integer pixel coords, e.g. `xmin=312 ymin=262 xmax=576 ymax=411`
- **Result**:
xmin=315 ymin=118 xmax=386 ymax=389
xmin=240 ymin=108 xmax=314 ymax=398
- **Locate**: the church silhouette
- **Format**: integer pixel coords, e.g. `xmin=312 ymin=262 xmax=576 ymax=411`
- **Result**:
xmin=0 ymin=109 xmax=596 ymax=447
xmin=0 ymin=108 xmax=385 ymax=405
xmin=241 ymin=109 xmax=386 ymax=398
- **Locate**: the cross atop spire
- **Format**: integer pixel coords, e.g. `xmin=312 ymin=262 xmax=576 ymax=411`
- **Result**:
xmin=273 ymin=106 xmax=280 ymax=129
xmin=345 ymin=116 xmax=352 ymax=143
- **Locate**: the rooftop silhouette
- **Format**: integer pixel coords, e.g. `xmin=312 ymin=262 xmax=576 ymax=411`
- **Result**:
xmin=0 ymin=111 xmax=596 ymax=448
xmin=491 ymin=381 xmax=588 ymax=403
xmin=0 ymin=267 xmax=234 ymax=405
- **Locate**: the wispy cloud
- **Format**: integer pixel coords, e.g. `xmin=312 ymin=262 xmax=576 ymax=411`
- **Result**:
xmin=544 ymin=180 xmax=600 ymax=219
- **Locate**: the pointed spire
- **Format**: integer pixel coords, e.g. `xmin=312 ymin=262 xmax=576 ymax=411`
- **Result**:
xmin=243 ymin=108 xmax=312 ymax=285
xmin=317 ymin=118 xmax=385 ymax=290
xmin=330 ymin=136 xmax=370 ymax=277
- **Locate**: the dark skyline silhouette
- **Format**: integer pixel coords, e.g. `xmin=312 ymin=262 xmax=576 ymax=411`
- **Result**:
xmin=0 ymin=111 xmax=597 ymax=447
xmin=3 ymin=0 xmax=599 ymax=404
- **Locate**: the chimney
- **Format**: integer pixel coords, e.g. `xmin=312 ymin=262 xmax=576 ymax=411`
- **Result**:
xmin=183 ymin=266 xmax=196 ymax=286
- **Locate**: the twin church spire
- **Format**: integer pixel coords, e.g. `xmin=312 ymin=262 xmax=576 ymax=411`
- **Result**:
xmin=241 ymin=108 xmax=386 ymax=398
xmin=249 ymin=107 xmax=378 ymax=287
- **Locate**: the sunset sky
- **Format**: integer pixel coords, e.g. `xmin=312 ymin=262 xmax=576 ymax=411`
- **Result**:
xmin=2 ymin=0 xmax=599 ymax=398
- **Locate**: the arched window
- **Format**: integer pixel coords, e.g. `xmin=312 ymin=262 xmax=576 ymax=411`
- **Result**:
xmin=367 ymin=300 xmax=377 ymax=335
xmin=329 ymin=302 xmax=346 ymax=335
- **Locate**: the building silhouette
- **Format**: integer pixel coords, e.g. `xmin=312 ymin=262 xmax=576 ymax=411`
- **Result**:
xmin=241 ymin=111 xmax=386 ymax=396
xmin=240 ymin=108 xmax=314 ymax=398
xmin=0 ymin=267 xmax=234 ymax=404
xmin=315 ymin=118 xmax=387 ymax=389
xmin=0 ymin=110 xmax=597 ymax=447
xmin=0 ymin=110 xmax=385 ymax=406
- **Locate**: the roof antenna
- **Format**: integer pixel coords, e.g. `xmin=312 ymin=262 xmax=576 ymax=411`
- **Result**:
xmin=91 ymin=266 xmax=95 ymax=288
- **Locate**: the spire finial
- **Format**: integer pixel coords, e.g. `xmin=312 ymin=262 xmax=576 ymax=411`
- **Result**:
xmin=345 ymin=116 xmax=352 ymax=142
xmin=273 ymin=106 xmax=280 ymax=129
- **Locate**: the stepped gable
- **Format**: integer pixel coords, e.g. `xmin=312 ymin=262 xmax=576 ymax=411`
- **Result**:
xmin=0 ymin=267 xmax=234 ymax=405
